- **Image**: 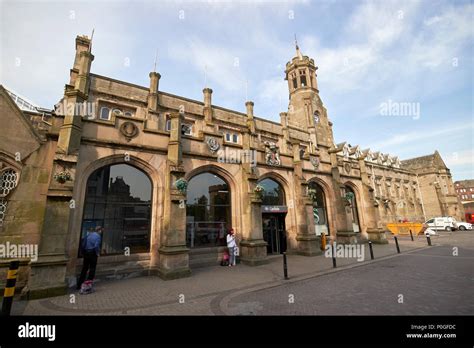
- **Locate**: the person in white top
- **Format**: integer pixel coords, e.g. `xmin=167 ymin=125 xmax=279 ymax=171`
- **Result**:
xmin=226 ymin=229 xmax=237 ymax=267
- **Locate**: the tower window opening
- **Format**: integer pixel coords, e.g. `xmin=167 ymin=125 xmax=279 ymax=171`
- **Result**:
xmin=292 ymin=78 xmax=298 ymax=89
xmin=301 ymin=75 xmax=307 ymax=87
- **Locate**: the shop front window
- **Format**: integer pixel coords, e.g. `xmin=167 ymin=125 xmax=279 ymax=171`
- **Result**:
xmin=81 ymin=164 xmax=152 ymax=256
xmin=346 ymin=186 xmax=360 ymax=232
xmin=308 ymin=182 xmax=329 ymax=236
xmin=186 ymin=173 xmax=231 ymax=248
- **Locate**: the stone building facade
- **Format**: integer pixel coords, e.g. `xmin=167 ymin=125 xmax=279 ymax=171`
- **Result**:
xmin=0 ymin=35 xmax=463 ymax=298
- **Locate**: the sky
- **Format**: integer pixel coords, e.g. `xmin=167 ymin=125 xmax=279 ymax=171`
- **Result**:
xmin=1 ymin=0 xmax=473 ymax=180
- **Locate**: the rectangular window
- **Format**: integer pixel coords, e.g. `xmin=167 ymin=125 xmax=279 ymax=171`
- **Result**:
xmin=225 ymin=132 xmax=239 ymax=144
xmin=165 ymin=119 xmax=171 ymax=131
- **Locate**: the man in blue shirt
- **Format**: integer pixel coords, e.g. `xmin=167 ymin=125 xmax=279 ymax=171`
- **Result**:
xmin=77 ymin=226 xmax=102 ymax=290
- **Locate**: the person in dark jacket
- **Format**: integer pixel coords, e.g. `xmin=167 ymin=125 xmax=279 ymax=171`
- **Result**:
xmin=77 ymin=226 xmax=102 ymax=289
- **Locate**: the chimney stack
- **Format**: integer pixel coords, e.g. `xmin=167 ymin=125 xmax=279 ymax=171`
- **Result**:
xmin=203 ymin=88 xmax=212 ymax=107
xmin=74 ymin=43 xmax=94 ymax=94
xmin=203 ymin=88 xmax=213 ymax=123
xmin=246 ymin=101 xmax=255 ymax=133
xmin=148 ymin=72 xmax=161 ymax=111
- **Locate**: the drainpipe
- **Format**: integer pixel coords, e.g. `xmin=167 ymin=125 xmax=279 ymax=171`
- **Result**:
xmin=416 ymin=174 xmax=427 ymax=221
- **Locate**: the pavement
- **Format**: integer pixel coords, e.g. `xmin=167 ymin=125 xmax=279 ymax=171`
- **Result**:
xmin=11 ymin=231 xmax=474 ymax=315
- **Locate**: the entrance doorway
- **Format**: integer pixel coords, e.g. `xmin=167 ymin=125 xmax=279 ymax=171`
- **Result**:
xmin=262 ymin=213 xmax=287 ymax=254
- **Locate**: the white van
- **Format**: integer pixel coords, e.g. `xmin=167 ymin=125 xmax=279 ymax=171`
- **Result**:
xmin=425 ymin=217 xmax=457 ymax=231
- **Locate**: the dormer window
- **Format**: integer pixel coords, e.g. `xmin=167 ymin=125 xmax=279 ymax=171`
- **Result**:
xmin=99 ymin=107 xmax=110 ymax=120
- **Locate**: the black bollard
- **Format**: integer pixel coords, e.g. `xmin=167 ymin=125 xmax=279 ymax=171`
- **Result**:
xmin=332 ymin=243 xmax=337 ymax=268
xmin=426 ymin=235 xmax=432 ymax=246
xmin=368 ymin=241 xmax=374 ymax=260
xmin=409 ymin=230 xmax=414 ymax=241
xmin=2 ymin=260 xmax=20 ymax=316
xmin=283 ymin=252 xmax=289 ymax=280
xmin=394 ymin=236 xmax=401 ymax=253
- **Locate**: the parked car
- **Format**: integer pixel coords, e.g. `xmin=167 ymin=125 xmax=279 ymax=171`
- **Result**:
xmin=455 ymin=221 xmax=473 ymax=231
xmin=424 ymin=217 xmax=457 ymax=231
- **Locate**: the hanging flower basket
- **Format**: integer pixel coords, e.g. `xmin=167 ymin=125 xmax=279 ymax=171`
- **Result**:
xmin=307 ymin=188 xmax=318 ymax=203
xmin=174 ymin=178 xmax=188 ymax=194
xmin=344 ymin=191 xmax=354 ymax=206
xmin=53 ymin=171 xmax=71 ymax=184
xmin=254 ymin=184 xmax=264 ymax=199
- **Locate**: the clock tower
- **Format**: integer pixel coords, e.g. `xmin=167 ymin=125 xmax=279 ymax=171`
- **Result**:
xmin=284 ymin=41 xmax=334 ymax=149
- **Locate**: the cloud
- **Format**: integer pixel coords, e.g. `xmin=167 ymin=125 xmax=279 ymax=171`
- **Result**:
xmin=444 ymin=149 xmax=474 ymax=167
xmin=168 ymin=37 xmax=245 ymax=92
xmin=367 ymin=123 xmax=470 ymax=150
xmin=300 ymin=0 xmax=473 ymax=98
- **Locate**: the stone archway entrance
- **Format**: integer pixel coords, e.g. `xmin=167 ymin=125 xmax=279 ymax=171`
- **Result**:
xmin=259 ymin=178 xmax=287 ymax=254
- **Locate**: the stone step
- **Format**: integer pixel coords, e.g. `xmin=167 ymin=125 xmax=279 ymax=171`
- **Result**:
xmin=189 ymin=247 xmax=227 ymax=268
xmin=190 ymin=258 xmax=221 ymax=268
xmin=189 ymin=246 xmax=227 ymax=256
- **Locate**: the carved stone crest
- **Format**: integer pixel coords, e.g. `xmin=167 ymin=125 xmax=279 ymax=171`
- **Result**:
xmin=264 ymin=142 xmax=281 ymax=166
xmin=206 ymin=136 xmax=220 ymax=154
xmin=119 ymin=121 xmax=139 ymax=141
xmin=344 ymin=163 xmax=351 ymax=173
xmin=310 ymin=156 xmax=320 ymax=170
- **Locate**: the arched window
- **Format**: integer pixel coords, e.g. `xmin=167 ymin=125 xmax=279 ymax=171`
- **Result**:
xmin=345 ymin=186 xmax=360 ymax=232
xmin=0 ymin=168 xmax=19 ymax=227
xmin=81 ymin=164 xmax=152 ymax=255
xmin=259 ymin=178 xmax=285 ymax=206
xmin=308 ymin=182 xmax=329 ymax=236
xmin=99 ymin=107 xmax=110 ymax=120
xmin=186 ymin=172 xmax=230 ymax=248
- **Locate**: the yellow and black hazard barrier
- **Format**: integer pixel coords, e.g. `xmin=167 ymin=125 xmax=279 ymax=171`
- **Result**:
xmin=1 ymin=260 xmax=20 ymax=316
